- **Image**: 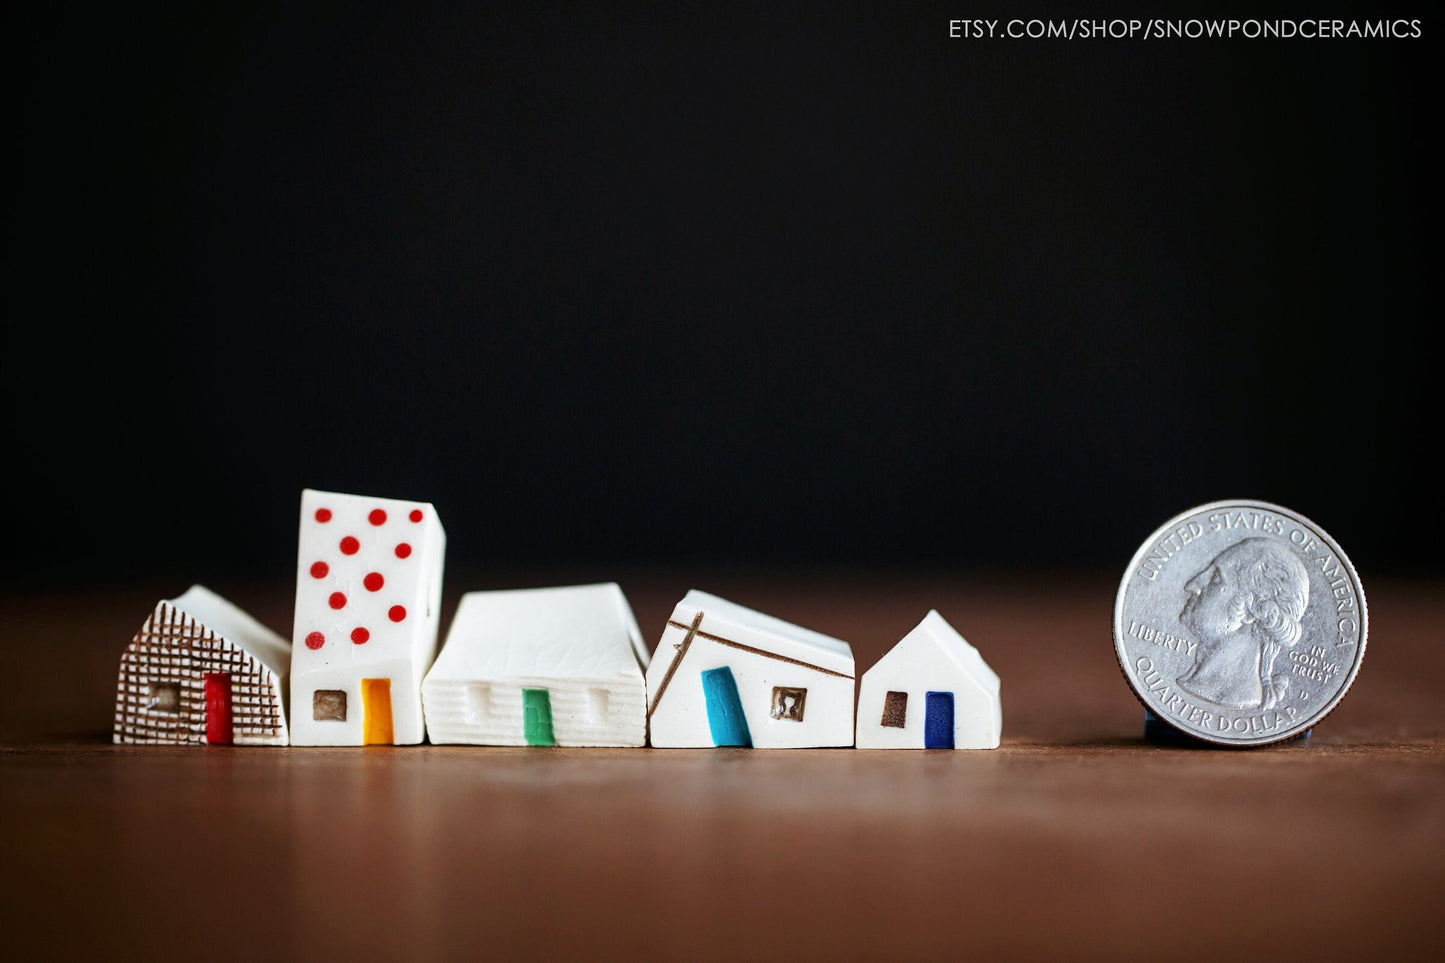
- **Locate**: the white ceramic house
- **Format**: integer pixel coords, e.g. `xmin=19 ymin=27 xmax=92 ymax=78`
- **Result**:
xmin=855 ymin=610 xmax=1001 ymax=749
xmin=289 ymin=489 xmax=445 ymax=746
xmin=114 ymin=585 xmax=290 ymax=746
xmin=422 ymin=583 xmax=650 ymax=746
xmin=646 ymin=590 xmax=855 ymax=748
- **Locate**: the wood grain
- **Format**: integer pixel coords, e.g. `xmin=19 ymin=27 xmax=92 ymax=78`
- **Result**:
xmin=2 ymin=573 xmax=1441 ymax=961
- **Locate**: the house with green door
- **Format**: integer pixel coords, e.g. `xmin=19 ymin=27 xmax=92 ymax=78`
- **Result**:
xmin=420 ymin=583 xmax=650 ymax=746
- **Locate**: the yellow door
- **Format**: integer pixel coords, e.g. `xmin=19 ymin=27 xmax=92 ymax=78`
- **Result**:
xmin=361 ymin=679 xmax=394 ymax=745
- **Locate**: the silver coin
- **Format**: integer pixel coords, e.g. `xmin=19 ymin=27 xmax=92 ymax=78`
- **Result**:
xmin=1113 ymin=499 xmax=1367 ymax=746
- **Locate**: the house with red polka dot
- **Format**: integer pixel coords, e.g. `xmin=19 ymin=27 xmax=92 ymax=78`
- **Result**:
xmin=289 ymin=489 xmax=446 ymax=746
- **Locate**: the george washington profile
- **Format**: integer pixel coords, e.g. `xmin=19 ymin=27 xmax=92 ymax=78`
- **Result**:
xmin=1177 ymin=537 xmax=1310 ymax=710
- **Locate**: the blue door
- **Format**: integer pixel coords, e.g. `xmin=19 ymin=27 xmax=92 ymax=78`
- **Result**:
xmin=702 ymin=667 xmax=752 ymax=747
xmin=924 ymin=692 xmax=955 ymax=749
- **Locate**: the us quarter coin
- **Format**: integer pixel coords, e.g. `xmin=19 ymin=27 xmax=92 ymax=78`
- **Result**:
xmin=1113 ymin=499 xmax=1367 ymax=746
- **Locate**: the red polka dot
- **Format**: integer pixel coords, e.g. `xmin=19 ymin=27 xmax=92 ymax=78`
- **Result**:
xmin=329 ymin=592 xmax=346 ymax=609
xmin=310 ymin=561 xmax=329 ymax=579
xmin=351 ymin=627 xmax=370 ymax=644
xmin=315 ymin=508 xmax=332 ymax=523
xmin=395 ymin=543 xmax=412 ymax=559
xmin=305 ymin=632 xmax=325 ymax=650
xmin=364 ymin=572 xmax=384 ymax=592
xmin=409 ymin=509 xmax=423 ymax=523
xmin=339 ymin=536 xmax=360 ymax=555
xmin=388 ymin=605 xmax=407 ymax=622
xmin=369 ymin=508 xmax=387 ymax=526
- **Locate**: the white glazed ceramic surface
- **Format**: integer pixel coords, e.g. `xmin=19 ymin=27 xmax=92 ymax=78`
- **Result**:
xmin=114 ymin=585 xmax=291 ymax=746
xmin=421 ymin=583 xmax=650 ymax=747
xmin=855 ymin=610 xmax=1001 ymax=749
xmin=646 ymin=590 xmax=856 ymax=749
xmin=289 ymin=489 xmax=445 ymax=746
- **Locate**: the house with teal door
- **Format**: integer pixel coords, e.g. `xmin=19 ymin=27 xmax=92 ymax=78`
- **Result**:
xmin=646 ymin=590 xmax=856 ymax=748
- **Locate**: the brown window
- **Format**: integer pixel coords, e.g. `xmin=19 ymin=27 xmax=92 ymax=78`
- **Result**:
xmin=770 ymin=686 xmax=807 ymax=722
xmin=313 ymin=689 xmax=347 ymax=722
xmin=882 ymin=691 xmax=908 ymax=728
xmin=146 ymin=682 xmax=181 ymax=713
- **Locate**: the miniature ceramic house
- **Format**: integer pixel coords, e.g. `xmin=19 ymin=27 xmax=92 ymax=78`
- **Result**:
xmin=113 ymin=585 xmax=290 ymax=746
xmin=289 ymin=489 xmax=445 ymax=746
xmin=855 ymin=610 xmax=1001 ymax=749
xmin=646 ymin=590 xmax=855 ymax=748
xmin=422 ymin=583 xmax=650 ymax=746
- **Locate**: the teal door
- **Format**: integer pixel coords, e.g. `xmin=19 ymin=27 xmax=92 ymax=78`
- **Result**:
xmin=701 ymin=667 xmax=752 ymax=747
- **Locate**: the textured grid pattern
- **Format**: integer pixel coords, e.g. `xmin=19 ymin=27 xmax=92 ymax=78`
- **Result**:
xmin=113 ymin=602 xmax=286 ymax=745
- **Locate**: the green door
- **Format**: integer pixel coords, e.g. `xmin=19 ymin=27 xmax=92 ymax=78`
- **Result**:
xmin=523 ymin=688 xmax=555 ymax=746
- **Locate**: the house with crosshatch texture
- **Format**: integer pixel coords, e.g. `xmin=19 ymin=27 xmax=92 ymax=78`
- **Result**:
xmin=113 ymin=585 xmax=290 ymax=746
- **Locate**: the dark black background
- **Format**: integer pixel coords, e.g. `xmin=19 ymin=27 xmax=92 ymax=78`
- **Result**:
xmin=8 ymin=4 xmax=1433 ymax=586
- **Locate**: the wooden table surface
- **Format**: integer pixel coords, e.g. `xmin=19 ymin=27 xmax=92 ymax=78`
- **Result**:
xmin=2 ymin=572 xmax=1441 ymax=961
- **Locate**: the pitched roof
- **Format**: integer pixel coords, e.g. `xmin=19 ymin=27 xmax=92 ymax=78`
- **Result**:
xmin=892 ymin=610 xmax=998 ymax=695
xmin=671 ymin=589 xmax=855 ymax=677
xmin=169 ymin=585 xmax=290 ymax=679
xmin=430 ymin=583 xmax=646 ymax=683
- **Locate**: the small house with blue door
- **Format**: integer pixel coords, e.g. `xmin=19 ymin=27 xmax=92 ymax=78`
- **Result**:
xmin=646 ymin=590 xmax=856 ymax=748
xmin=855 ymin=610 xmax=1001 ymax=749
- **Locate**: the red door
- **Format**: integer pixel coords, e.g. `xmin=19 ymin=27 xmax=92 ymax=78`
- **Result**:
xmin=204 ymin=672 xmax=233 ymax=745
